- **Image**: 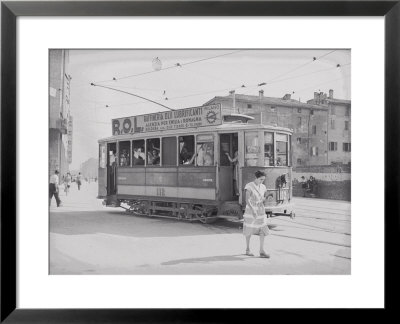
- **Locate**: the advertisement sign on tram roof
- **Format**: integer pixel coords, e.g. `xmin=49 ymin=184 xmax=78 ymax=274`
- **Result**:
xmin=111 ymin=103 xmax=221 ymax=135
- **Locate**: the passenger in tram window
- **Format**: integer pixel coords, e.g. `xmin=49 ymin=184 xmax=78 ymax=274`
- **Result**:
xmin=197 ymin=143 xmax=214 ymax=166
xmin=148 ymin=149 xmax=160 ymax=166
xmin=226 ymin=150 xmax=240 ymax=196
xmin=109 ymin=151 xmax=117 ymax=166
xmin=133 ymin=148 xmax=145 ymax=165
xmin=139 ymin=147 xmax=146 ymax=160
xmin=180 ymin=146 xmax=195 ymax=165
xmin=120 ymin=149 xmax=128 ymax=166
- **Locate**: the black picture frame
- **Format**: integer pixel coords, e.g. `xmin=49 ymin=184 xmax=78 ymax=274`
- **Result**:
xmin=1 ymin=0 xmax=399 ymax=322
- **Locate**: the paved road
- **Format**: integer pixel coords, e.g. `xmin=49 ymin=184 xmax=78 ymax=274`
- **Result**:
xmin=50 ymin=181 xmax=351 ymax=275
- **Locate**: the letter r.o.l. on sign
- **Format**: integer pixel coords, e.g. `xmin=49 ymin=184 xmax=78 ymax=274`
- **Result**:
xmin=123 ymin=118 xmax=132 ymax=133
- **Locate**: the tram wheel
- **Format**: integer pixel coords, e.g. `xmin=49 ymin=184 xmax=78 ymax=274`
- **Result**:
xmin=193 ymin=205 xmax=218 ymax=224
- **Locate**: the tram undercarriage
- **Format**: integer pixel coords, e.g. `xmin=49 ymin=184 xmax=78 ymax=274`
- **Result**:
xmin=103 ymin=196 xmax=295 ymax=224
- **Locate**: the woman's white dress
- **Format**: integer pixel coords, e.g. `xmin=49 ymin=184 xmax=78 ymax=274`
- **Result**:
xmin=243 ymin=182 xmax=270 ymax=236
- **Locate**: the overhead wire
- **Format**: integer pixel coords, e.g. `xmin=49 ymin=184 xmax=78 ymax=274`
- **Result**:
xmin=266 ymin=49 xmax=337 ymax=83
xmin=93 ymin=50 xmax=245 ymax=84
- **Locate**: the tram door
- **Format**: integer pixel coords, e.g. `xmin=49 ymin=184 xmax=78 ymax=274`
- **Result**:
xmin=219 ymin=133 xmax=238 ymax=201
xmin=107 ymin=142 xmax=117 ymax=195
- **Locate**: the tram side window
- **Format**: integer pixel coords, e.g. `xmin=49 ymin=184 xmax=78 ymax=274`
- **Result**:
xmin=99 ymin=144 xmax=106 ymax=168
xmin=196 ymin=134 xmax=214 ymax=166
xmin=146 ymin=138 xmax=160 ymax=166
xmin=264 ymin=132 xmax=274 ymax=166
xmin=179 ymin=135 xmax=195 ymax=165
xmin=162 ymin=137 xmax=177 ymax=166
xmin=276 ymin=133 xmax=288 ymax=166
xmin=132 ymin=140 xmax=145 ymax=166
xmin=119 ymin=141 xmax=131 ymax=167
xmin=245 ymin=132 xmax=260 ymax=166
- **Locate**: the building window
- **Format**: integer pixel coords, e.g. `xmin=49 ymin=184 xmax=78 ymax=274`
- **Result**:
xmin=271 ymin=106 xmax=276 ymax=112
xmin=345 ymin=107 xmax=350 ymax=116
xmin=312 ymin=125 xmax=317 ymax=135
xmin=331 ymin=119 xmax=335 ymax=130
xmin=329 ymin=142 xmax=338 ymax=151
xmin=247 ymin=104 xmax=252 ymax=109
xmin=297 ymin=117 xmax=302 ymax=128
xmin=310 ymin=146 xmax=318 ymax=156
xmin=310 ymin=109 xmax=314 ymax=115
xmin=345 ymin=121 xmax=349 ymax=130
xmin=297 ymin=108 xmax=302 ymax=113
xmin=297 ymin=158 xmax=302 ymax=165
xmin=343 ymin=142 xmax=351 ymax=152
xmin=296 ymin=137 xmax=301 ymax=144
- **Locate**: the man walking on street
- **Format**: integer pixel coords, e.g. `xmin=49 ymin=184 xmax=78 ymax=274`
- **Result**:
xmin=49 ymin=170 xmax=62 ymax=207
xmin=76 ymin=172 xmax=83 ymax=190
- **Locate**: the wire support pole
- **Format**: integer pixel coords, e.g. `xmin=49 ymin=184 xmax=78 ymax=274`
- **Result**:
xmin=90 ymin=83 xmax=175 ymax=111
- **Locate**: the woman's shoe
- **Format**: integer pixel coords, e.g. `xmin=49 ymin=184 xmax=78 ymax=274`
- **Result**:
xmin=245 ymin=250 xmax=254 ymax=256
xmin=260 ymin=252 xmax=270 ymax=258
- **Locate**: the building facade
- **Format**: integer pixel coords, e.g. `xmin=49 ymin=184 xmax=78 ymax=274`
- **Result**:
xmin=49 ymin=49 xmax=73 ymax=177
xmin=80 ymin=158 xmax=98 ymax=180
xmin=204 ymin=89 xmax=351 ymax=167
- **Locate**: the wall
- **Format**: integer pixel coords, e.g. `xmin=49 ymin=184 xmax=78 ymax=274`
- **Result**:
xmin=292 ymin=171 xmax=351 ymax=201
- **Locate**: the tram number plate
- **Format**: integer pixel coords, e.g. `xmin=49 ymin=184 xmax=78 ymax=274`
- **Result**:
xmin=156 ymin=187 xmax=166 ymax=197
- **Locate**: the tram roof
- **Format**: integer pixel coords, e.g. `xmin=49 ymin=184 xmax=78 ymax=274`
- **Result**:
xmin=98 ymin=122 xmax=292 ymax=143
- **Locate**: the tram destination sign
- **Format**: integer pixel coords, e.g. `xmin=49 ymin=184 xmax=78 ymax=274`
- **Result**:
xmin=112 ymin=104 xmax=221 ymax=135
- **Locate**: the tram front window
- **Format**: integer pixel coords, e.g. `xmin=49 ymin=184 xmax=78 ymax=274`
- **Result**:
xmin=264 ymin=132 xmax=274 ymax=166
xmin=179 ymin=135 xmax=195 ymax=165
xmin=245 ymin=131 xmax=260 ymax=166
xmin=119 ymin=141 xmax=131 ymax=167
xmin=276 ymin=133 xmax=288 ymax=166
xmin=146 ymin=138 xmax=160 ymax=166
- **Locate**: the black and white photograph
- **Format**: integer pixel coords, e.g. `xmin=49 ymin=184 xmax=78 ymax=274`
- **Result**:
xmin=49 ymin=49 xmax=351 ymax=275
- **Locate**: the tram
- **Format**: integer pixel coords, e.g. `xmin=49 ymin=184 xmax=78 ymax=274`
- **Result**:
xmin=98 ymin=103 xmax=295 ymax=223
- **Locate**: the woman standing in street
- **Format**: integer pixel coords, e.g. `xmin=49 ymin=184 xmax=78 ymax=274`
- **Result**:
xmin=243 ymin=170 xmax=270 ymax=258
xmin=64 ymin=172 xmax=72 ymax=196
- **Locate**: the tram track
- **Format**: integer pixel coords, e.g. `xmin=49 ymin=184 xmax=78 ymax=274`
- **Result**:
xmin=293 ymin=207 xmax=351 ymax=218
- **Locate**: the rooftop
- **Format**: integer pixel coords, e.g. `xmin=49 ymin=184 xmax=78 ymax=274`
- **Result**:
xmin=204 ymin=94 xmax=327 ymax=110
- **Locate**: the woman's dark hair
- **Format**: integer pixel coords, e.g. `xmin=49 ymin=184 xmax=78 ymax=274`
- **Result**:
xmin=255 ymin=170 xmax=266 ymax=179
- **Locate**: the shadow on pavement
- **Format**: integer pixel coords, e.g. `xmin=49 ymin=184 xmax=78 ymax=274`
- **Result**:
xmin=50 ymin=210 xmax=242 ymax=238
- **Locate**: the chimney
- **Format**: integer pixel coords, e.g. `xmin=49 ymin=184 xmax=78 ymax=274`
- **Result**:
xmin=229 ymin=90 xmax=236 ymax=113
xmin=329 ymin=89 xmax=334 ymax=99
xmin=282 ymin=93 xmax=291 ymax=100
xmin=314 ymin=92 xmax=319 ymax=101
xmin=259 ymin=90 xmax=264 ymax=100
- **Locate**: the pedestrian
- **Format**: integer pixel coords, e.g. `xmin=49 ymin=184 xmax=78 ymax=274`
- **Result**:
xmin=64 ymin=172 xmax=72 ymax=196
xmin=225 ymin=150 xmax=239 ymax=196
xmin=76 ymin=172 xmax=83 ymax=190
xmin=243 ymin=170 xmax=270 ymax=258
xmin=49 ymin=170 xmax=62 ymax=207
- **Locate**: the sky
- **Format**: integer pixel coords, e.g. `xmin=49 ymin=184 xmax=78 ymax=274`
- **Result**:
xmin=67 ymin=49 xmax=351 ymax=170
